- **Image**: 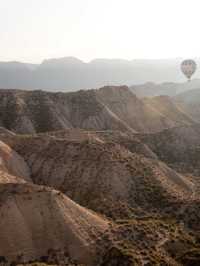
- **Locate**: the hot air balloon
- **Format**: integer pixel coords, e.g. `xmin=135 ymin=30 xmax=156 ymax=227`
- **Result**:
xmin=181 ymin=59 xmax=197 ymax=81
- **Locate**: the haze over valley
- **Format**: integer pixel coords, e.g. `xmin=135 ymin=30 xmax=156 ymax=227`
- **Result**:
xmin=1 ymin=57 xmax=200 ymax=91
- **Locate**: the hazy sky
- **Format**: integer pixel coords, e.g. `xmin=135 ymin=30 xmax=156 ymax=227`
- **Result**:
xmin=1 ymin=0 xmax=200 ymax=63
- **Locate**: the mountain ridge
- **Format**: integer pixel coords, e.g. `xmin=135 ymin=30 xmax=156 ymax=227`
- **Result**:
xmin=0 ymin=86 xmax=195 ymax=135
xmin=0 ymin=57 xmax=200 ymax=90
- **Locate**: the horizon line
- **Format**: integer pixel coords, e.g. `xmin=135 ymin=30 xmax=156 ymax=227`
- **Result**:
xmin=0 ymin=56 xmax=198 ymax=65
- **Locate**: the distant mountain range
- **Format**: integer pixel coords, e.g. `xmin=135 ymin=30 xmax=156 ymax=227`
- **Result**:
xmin=130 ymin=79 xmax=200 ymax=98
xmin=1 ymin=57 xmax=200 ymax=91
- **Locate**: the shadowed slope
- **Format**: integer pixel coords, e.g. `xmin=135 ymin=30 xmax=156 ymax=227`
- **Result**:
xmin=139 ymin=124 xmax=200 ymax=176
xmin=0 ymin=88 xmax=135 ymax=134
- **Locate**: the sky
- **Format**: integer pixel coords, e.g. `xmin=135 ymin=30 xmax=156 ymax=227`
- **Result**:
xmin=0 ymin=0 xmax=200 ymax=63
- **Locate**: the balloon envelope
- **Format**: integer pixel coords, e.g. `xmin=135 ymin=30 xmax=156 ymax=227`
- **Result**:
xmin=181 ymin=59 xmax=197 ymax=80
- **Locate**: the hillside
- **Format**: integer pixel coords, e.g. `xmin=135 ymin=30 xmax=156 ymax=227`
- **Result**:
xmin=139 ymin=124 xmax=200 ymax=177
xmin=0 ymin=88 xmax=136 ymax=134
xmin=0 ymin=182 xmax=109 ymax=265
xmin=0 ymin=140 xmax=31 ymax=182
xmin=0 ymin=85 xmax=200 ymax=264
xmin=0 ymin=137 xmax=110 ymax=265
xmin=2 ymin=132 xmax=193 ymax=220
xmin=0 ymin=128 xmax=200 ymax=265
xmin=175 ymin=88 xmax=200 ymax=122
xmin=31 ymin=128 xmax=157 ymax=159
xmin=0 ymin=86 xmax=195 ymax=135
xmin=96 ymin=86 xmax=191 ymax=133
xmin=88 ymin=130 xmax=157 ymax=159
xmin=143 ymin=95 xmax=194 ymax=126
